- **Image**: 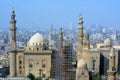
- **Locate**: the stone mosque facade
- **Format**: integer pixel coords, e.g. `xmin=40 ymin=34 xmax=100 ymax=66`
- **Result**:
xmin=9 ymin=9 xmax=120 ymax=80
xmin=75 ymin=15 xmax=120 ymax=80
xmin=9 ymin=9 xmax=51 ymax=79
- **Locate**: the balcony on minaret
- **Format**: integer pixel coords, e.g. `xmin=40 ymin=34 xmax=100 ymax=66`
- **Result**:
xmin=10 ymin=9 xmax=16 ymax=23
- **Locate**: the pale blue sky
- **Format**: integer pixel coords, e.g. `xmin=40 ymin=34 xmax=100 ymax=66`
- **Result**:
xmin=0 ymin=0 xmax=120 ymax=31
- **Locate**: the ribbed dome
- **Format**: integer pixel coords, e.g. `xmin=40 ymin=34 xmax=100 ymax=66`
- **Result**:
xmin=104 ymin=38 xmax=111 ymax=46
xmin=77 ymin=59 xmax=87 ymax=68
xmin=28 ymin=33 xmax=44 ymax=46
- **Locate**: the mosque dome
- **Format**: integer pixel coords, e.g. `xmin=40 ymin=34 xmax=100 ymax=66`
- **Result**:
xmin=104 ymin=38 xmax=112 ymax=47
xmin=77 ymin=59 xmax=87 ymax=68
xmin=28 ymin=33 xmax=44 ymax=46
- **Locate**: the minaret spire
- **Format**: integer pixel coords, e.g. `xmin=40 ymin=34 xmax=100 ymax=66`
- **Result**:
xmin=9 ymin=8 xmax=16 ymax=51
xmin=78 ymin=15 xmax=83 ymax=28
xmin=77 ymin=15 xmax=84 ymax=60
xmin=57 ymin=27 xmax=63 ymax=80
xmin=9 ymin=8 xmax=17 ymax=77
xmin=59 ymin=27 xmax=63 ymax=41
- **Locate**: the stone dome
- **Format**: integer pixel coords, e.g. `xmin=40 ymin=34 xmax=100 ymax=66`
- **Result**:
xmin=104 ymin=38 xmax=111 ymax=47
xmin=77 ymin=59 xmax=87 ymax=68
xmin=28 ymin=33 xmax=44 ymax=46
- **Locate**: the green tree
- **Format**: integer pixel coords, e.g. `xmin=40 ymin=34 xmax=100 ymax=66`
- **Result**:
xmin=27 ymin=73 xmax=35 ymax=80
xmin=45 ymin=76 xmax=50 ymax=80
xmin=35 ymin=77 xmax=42 ymax=80
xmin=92 ymin=72 xmax=101 ymax=80
xmin=116 ymin=71 xmax=120 ymax=76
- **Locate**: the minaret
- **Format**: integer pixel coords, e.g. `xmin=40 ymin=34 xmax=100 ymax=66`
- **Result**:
xmin=83 ymin=31 xmax=90 ymax=50
xmin=9 ymin=8 xmax=16 ymax=77
xmin=59 ymin=27 xmax=63 ymax=48
xmin=77 ymin=16 xmax=84 ymax=60
xmin=56 ymin=27 xmax=63 ymax=80
xmin=107 ymin=48 xmax=116 ymax=80
xmin=9 ymin=8 xmax=17 ymax=51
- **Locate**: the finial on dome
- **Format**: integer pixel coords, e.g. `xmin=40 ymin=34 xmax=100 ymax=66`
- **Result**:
xmin=59 ymin=27 xmax=63 ymax=40
xmin=79 ymin=12 xmax=82 ymax=17
xmin=11 ymin=7 xmax=15 ymax=13
xmin=79 ymin=12 xmax=83 ymax=19
xmin=59 ymin=27 xmax=63 ymax=33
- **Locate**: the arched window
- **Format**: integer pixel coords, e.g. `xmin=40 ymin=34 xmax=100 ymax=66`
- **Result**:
xmin=93 ymin=59 xmax=96 ymax=70
xmin=20 ymin=70 xmax=22 ymax=74
xmin=42 ymin=59 xmax=46 ymax=68
xmin=37 ymin=48 xmax=39 ymax=51
xmin=29 ymin=64 xmax=33 ymax=68
xmin=19 ymin=66 xmax=22 ymax=69
xmin=29 ymin=48 xmax=31 ymax=50
xmin=19 ymin=60 xmax=22 ymax=64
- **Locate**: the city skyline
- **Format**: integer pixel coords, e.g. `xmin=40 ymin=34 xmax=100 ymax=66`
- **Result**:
xmin=0 ymin=0 xmax=120 ymax=31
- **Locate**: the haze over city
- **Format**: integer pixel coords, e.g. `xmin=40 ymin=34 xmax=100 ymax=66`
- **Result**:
xmin=0 ymin=0 xmax=120 ymax=31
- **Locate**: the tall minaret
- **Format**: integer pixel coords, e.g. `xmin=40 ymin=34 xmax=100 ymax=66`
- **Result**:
xmin=59 ymin=27 xmax=63 ymax=48
xmin=107 ymin=48 xmax=116 ymax=80
xmin=77 ymin=16 xmax=84 ymax=60
xmin=9 ymin=8 xmax=17 ymax=51
xmin=9 ymin=8 xmax=16 ymax=77
xmin=56 ymin=27 xmax=63 ymax=80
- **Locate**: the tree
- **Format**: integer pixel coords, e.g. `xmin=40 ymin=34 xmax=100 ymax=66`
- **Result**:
xmin=92 ymin=72 xmax=101 ymax=80
xmin=116 ymin=71 xmax=120 ymax=76
xmin=45 ymin=76 xmax=50 ymax=80
xmin=35 ymin=77 xmax=42 ymax=80
xmin=27 ymin=73 xmax=35 ymax=80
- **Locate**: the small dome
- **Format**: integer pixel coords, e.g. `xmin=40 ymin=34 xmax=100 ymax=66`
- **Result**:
xmin=104 ymin=38 xmax=111 ymax=46
xmin=77 ymin=59 xmax=87 ymax=68
xmin=28 ymin=33 xmax=44 ymax=46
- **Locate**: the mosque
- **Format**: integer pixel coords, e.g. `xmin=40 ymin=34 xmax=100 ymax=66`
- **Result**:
xmin=9 ymin=9 xmax=120 ymax=80
xmin=9 ymin=9 xmax=51 ymax=79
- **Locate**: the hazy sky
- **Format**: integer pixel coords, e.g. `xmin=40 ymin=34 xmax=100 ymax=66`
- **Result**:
xmin=0 ymin=0 xmax=120 ymax=31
